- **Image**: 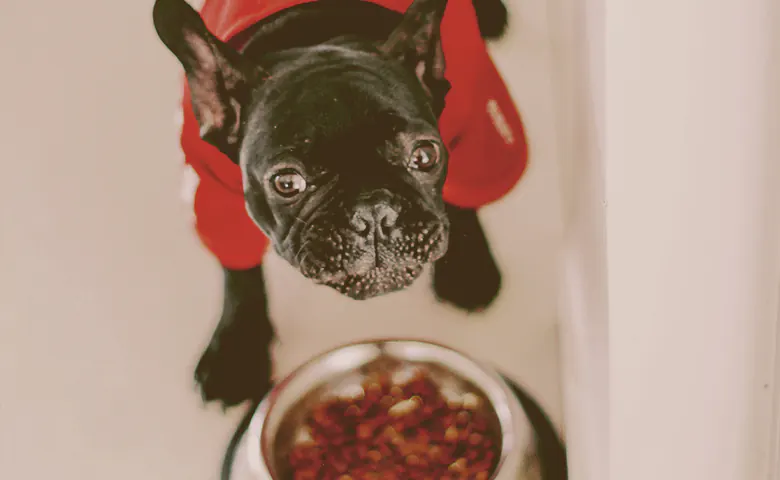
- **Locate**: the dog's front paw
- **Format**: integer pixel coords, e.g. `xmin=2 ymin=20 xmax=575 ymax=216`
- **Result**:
xmin=433 ymin=245 xmax=502 ymax=312
xmin=434 ymin=206 xmax=503 ymax=312
xmin=194 ymin=320 xmax=273 ymax=409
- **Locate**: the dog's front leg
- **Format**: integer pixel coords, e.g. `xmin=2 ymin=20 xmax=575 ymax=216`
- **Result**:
xmin=194 ymin=265 xmax=275 ymax=408
xmin=433 ymin=204 xmax=502 ymax=312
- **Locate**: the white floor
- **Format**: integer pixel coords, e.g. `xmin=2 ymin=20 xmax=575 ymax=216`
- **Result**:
xmin=0 ymin=0 xmax=566 ymax=479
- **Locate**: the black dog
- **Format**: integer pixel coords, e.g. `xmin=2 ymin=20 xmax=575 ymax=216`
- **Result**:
xmin=153 ymin=0 xmax=518 ymax=407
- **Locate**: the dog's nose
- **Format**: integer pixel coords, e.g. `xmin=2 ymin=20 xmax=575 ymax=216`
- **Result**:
xmin=350 ymin=204 xmax=398 ymax=238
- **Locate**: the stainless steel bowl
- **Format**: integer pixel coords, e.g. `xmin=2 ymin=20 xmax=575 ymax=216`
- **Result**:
xmin=244 ymin=339 xmax=532 ymax=479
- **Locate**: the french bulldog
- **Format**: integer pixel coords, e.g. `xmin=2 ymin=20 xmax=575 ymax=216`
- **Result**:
xmin=153 ymin=0 xmax=525 ymax=407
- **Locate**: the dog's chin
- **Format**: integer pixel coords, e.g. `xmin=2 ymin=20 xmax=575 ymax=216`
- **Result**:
xmin=294 ymin=232 xmax=449 ymax=300
xmin=320 ymin=263 xmax=427 ymax=300
xmin=288 ymin=215 xmax=450 ymax=300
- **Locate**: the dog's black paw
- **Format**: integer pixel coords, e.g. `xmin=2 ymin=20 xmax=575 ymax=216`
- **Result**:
xmin=433 ymin=206 xmax=502 ymax=312
xmin=472 ymin=0 xmax=509 ymax=40
xmin=194 ymin=320 xmax=273 ymax=409
xmin=433 ymin=243 xmax=502 ymax=312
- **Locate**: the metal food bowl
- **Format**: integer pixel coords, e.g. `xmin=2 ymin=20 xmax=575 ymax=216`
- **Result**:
xmin=245 ymin=339 xmax=531 ymax=479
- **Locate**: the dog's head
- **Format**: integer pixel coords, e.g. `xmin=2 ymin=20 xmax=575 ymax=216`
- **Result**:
xmin=154 ymin=0 xmax=452 ymax=299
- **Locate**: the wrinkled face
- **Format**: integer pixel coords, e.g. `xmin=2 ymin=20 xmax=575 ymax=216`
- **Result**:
xmin=241 ymin=47 xmax=449 ymax=299
xmin=153 ymin=0 xmax=452 ymax=299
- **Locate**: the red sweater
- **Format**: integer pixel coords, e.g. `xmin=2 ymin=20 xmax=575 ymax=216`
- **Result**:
xmin=178 ymin=0 xmax=528 ymax=269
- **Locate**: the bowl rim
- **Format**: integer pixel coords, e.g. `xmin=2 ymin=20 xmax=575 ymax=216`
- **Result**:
xmin=246 ymin=338 xmax=527 ymax=479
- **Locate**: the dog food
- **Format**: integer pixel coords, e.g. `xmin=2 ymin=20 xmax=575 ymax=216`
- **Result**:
xmin=284 ymin=368 xmax=501 ymax=480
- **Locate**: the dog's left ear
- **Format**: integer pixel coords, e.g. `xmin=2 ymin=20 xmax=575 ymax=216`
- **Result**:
xmin=380 ymin=0 xmax=451 ymax=115
xmin=153 ymin=0 xmax=262 ymax=159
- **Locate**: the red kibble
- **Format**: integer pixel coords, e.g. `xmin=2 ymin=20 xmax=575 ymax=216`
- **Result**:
xmin=455 ymin=410 xmax=471 ymax=426
xmin=444 ymin=426 xmax=459 ymax=442
xmin=356 ymin=422 xmax=374 ymax=440
xmin=428 ymin=445 xmax=442 ymax=461
xmin=284 ymin=368 xmax=500 ymax=479
xmin=345 ymin=405 xmax=361 ymax=417
xmin=448 ymin=457 xmax=467 ymax=473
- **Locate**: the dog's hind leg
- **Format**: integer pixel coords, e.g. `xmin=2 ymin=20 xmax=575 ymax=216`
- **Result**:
xmin=433 ymin=204 xmax=502 ymax=312
xmin=194 ymin=265 xmax=275 ymax=408
xmin=472 ymin=0 xmax=509 ymax=40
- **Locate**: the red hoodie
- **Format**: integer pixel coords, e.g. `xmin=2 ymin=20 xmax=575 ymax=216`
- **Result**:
xmin=177 ymin=0 xmax=528 ymax=269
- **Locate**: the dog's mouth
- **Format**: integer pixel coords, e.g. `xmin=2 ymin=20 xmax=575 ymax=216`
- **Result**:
xmin=321 ymin=263 xmax=426 ymax=300
xmin=292 ymin=220 xmax=448 ymax=300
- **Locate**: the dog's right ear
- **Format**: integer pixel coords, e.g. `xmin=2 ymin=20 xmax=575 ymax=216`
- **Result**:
xmin=153 ymin=0 xmax=263 ymax=159
xmin=380 ymin=0 xmax=450 ymax=116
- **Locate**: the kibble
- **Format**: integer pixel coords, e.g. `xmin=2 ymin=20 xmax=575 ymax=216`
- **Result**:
xmin=284 ymin=368 xmax=500 ymax=479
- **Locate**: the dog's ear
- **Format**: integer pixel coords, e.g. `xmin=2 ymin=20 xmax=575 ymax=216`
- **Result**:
xmin=153 ymin=0 xmax=262 ymax=159
xmin=380 ymin=0 xmax=451 ymax=115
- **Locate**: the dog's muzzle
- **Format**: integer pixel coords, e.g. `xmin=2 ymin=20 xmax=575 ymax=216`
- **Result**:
xmin=292 ymin=196 xmax=449 ymax=300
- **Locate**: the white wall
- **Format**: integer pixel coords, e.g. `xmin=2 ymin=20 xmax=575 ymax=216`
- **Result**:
xmin=0 ymin=2 xmax=245 ymax=478
xmin=549 ymin=0 xmax=608 ymax=477
xmin=605 ymin=1 xmax=780 ymax=480
xmin=552 ymin=0 xmax=780 ymax=479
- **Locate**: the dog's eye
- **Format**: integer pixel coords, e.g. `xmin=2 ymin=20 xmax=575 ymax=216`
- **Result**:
xmin=271 ymin=170 xmax=307 ymax=197
xmin=408 ymin=142 xmax=440 ymax=172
